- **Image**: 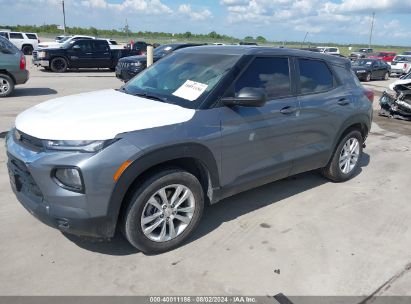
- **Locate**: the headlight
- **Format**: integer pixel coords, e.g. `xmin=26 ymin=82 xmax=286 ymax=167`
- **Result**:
xmin=44 ymin=139 xmax=117 ymax=152
xmin=37 ymin=51 xmax=47 ymax=58
xmin=53 ymin=167 xmax=84 ymax=192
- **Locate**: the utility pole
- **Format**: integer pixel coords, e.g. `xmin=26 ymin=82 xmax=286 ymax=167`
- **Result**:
xmin=369 ymin=12 xmax=375 ymax=49
xmin=301 ymin=32 xmax=308 ymax=48
xmin=62 ymin=0 xmax=67 ymax=35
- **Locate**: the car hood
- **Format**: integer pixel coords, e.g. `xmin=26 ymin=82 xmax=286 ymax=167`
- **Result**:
xmin=15 ymin=89 xmax=196 ymax=141
xmin=38 ymin=42 xmax=60 ymax=48
xmin=352 ymin=66 xmax=371 ymax=72
xmin=389 ymin=79 xmax=411 ymax=90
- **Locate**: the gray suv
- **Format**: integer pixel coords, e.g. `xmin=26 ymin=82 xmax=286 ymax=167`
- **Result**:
xmin=0 ymin=36 xmax=29 ymax=97
xmin=6 ymin=46 xmax=373 ymax=253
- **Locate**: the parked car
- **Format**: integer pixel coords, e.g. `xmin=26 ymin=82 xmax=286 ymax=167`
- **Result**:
xmin=55 ymin=35 xmax=70 ymax=42
xmin=317 ymin=46 xmax=340 ymax=55
xmin=403 ymin=51 xmax=411 ymax=55
xmin=351 ymin=58 xmax=391 ymax=81
xmin=389 ymin=71 xmax=411 ymax=91
xmin=349 ymin=48 xmax=373 ymax=61
xmin=6 ymin=46 xmax=373 ymax=253
xmin=238 ymin=41 xmax=258 ymax=45
xmin=37 ymin=35 xmax=95 ymax=48
xmin=368 ymin=51 xmax=397 ymax=63
xmin=32 ymin=39 xmax=143 ymax=72
xmin=389 ymin=55 xmax=411 ymax=76
xmin=0 ymin=36 xmax=29 ymax=97
xmin=0 ymin=31 xmax=39 ymax=55
xmin=104 ymin=39 xmax=123 ymax=50
xmin=115 ymin=43 xmax=203 ymax=82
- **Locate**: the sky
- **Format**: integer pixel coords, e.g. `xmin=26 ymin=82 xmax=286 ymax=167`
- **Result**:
xmin=0 ymin=0 xmax=410 ymax=46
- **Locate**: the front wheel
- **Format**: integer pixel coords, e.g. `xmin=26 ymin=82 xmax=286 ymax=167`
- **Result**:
xmin=322 ymin=130 xmax=363 ymax=182
xmin=0 ymin=74 xmax=14 ymax=97
xmin=122 ymin=169 xmax=204 ymax=254
xmin=365 ymin=73 xmax=371 ymax=82
xmin=50 ymin=57 xmax=68 ymax=73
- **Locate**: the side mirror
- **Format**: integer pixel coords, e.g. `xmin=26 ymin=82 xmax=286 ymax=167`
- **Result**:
xmin=72 ymin=45 xmax=81 ymax=51
xmin=221 ymin=87 xmax=267 ymax=107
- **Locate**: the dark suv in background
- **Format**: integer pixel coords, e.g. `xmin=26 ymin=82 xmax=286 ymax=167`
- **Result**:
xmin=116 ymin=43 xmax=203 ymax=82
xmin=0 ymin=36 xmax=28 ymax=97
xmin=7 ymin=46 xmax=373 ymax=253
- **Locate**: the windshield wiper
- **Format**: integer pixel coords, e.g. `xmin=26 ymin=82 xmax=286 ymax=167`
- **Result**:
xmin=131 ymin=91 xmax=168 ymax=103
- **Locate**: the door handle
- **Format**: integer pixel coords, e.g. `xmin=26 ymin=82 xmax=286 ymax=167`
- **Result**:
xmin=86 ymin=52 xmax=93 ymax=55
xmin=280 ymin=106 xmax=297 ymax=115
xmin=337 ymin=98 xmax=350 ymax=106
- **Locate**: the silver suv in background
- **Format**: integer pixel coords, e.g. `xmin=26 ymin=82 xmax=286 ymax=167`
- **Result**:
xmin=0 ymin=36 xmax=29 ymax=97
xmin=6 ymin=46 xmax=373 ymax=253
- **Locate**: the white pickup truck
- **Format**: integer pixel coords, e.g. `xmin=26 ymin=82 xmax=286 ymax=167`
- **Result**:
xmin=389 ymin=55 xmax=411 ymax=76
xmin=0 ymin=30 xmax=39 ymax=55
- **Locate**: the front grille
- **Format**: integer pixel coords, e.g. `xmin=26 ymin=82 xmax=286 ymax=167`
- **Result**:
xmin=117 ymin=61 xmax=130 ymax=69
xmin=7 ymin=153 xmax=43 ymax=199
xmin=15 ymin=129 xmax=44 ymax=151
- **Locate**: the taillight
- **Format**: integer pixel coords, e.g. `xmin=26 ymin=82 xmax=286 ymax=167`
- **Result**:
xmin=364 ymin=89 xmax=374 ymax=103
xmin=19 ymin=54 xmax=26 ymax=70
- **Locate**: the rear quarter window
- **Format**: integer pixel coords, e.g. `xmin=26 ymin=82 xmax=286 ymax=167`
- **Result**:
xmin=25 ymin=34 xmax=37 ymax=40
xmin=298 ymin=59 xmax=334 ymax=94
xmin=0 ymin=37 xmax=19 ymax=54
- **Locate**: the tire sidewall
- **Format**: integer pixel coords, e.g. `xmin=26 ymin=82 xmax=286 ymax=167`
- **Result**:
xmin=366 ymin=73 xmax=371 ymax=82
xmin=331 ymin=130 xmax=363 ymax=181
xmin=0 ymin=74 xmax=14 ymax=97
xmin=124 ymin=170 xmax=204 ymax=254
xmin=50 ymin=57 xmax=67 ymax=73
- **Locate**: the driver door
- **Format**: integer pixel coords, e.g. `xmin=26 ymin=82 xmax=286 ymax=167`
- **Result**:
xmin=219 ymin=56 xmax=300 ymax=190
xmin=66 ymin=40 xmax=94 ymax=68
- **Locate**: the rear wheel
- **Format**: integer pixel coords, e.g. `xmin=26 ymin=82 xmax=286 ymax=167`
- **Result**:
xmin=122 ymin=169 xmax=204 ymax=254
xmin=50 ymin=57 xmax=68 ymax=73
xmin=22 ymin=45 xmax=33 ymax=55
xmin=365 ymin=73 xmax=371 ymax=82
xmin=383 ymin=72 xmax=389 ymax=80
xmin=0 ymin=74 xmax=14 ymax=97
xmin=322 ymin=130 xmax=363 ymax=182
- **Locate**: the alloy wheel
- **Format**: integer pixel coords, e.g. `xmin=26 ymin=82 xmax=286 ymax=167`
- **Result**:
xmin=0 ymin=77 xmax=10 ymax=95
xmin=339 ymin=137 xmax=360 ymax=174
xmin=140 ymin=184 xmax=195 ymax=242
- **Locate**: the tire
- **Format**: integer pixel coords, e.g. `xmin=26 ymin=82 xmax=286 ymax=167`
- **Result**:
xmin=122 ymin=169 xmax=204 ymax=254
xmin=22 ymin=45 xmax=33 ymax=55
xmin=0 ymin=74 xmax=15 ymax=97
xmin=383 ymin=72 xmax=389 ymax=80
xmin=365 ymin=73 xmax=371 ymax=82
xmin=321 ymin=130 xmax=363 ymax=182
xmin=50 ymin=57 xmax=68 ymax=73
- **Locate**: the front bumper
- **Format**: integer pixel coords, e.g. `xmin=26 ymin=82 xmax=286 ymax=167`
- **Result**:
xmin=115 ymin=65 xmax=143 ymax=82
xmin=5 ymin=130 xmax=141 ymax=238
xmin=32 ymin=59 xmax=50 ymax=68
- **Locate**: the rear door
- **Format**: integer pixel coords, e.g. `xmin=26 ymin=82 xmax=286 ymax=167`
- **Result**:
xmin=291 ymin=58 xmax=349 ymax=174
xmin=220 ymin=56 xmax=300 ymax=189
xmin=92 ymin=40 xmax=111 ymax=68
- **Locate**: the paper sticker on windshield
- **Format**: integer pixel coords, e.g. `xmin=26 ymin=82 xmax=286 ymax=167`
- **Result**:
xmin=172 ymin=80 xmax=208 ymax=101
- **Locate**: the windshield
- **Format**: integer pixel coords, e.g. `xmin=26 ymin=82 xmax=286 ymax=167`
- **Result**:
xmin=122 ymin=52 xmax=240 ymax=109
xmin=153 ymin=44 xmax=177 ymax=57
xmin=58 ymin=36 xmax=72 ymax=43
xmin=353 ymin=59 xmax=374 ymax=66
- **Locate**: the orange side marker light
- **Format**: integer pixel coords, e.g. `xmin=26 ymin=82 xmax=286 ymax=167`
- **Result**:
xmin=113 ymin=160 xmax=132 ymax=182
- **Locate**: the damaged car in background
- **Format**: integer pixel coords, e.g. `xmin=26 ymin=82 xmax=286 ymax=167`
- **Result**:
xmin=380 ymin=72 xmax=411 ymax=121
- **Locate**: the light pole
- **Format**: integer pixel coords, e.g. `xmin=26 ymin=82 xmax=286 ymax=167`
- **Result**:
xmin=62 ymin=0 xmax=67 ymax=35
xmin=369 ymin=12 xmax=375 ymax=49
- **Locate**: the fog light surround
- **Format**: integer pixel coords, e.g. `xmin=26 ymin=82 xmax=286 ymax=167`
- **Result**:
xmin=52 ymin=167 xmax=84 ymax=193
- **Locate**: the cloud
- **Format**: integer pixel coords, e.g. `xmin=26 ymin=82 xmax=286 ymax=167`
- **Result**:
xmin=80 ymin=0 xmax=172 ymax=14
xmin=178 ymin=4 xmax=212 ymax=21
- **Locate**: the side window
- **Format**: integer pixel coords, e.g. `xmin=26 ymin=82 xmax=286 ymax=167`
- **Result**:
xmin=10 ymin=33 xmax=24 ymax=39
xmin=93 ymin=41 xmax=108 ymax=51
xmin=74 ymin=40 xmax=93 ymax=52
xmin=235 ymin=57 xmax=291 ymax=99
xmin=298 ymin=59 xmax=334 ymax=94
xmin=0 ymin=32 xmax=8 ymax=39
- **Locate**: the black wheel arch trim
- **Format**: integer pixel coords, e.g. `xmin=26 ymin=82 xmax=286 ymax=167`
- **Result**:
xmin=105 ymin=142 xmax=220 ymax=237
